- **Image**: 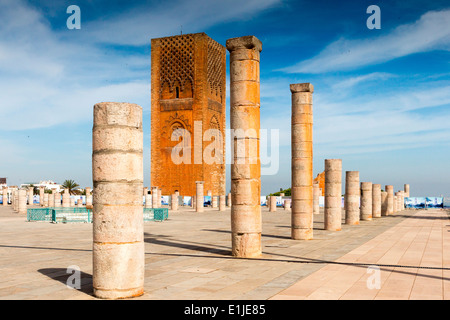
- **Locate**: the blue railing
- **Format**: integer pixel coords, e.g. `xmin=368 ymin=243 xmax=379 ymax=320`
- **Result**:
xmin=27 ymin=207 xmax=168 ymax=223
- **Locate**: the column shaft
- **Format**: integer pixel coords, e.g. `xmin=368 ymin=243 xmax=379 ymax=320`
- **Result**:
xmin=219 ymin=195 xmax=226 ymax=211
xmin=196 ymin=182 xmax=204 ymax=213
xmin=324 ymin=159 xmax=342 ymax=231
xmin=372 ymin=184 xmax=381 ymax=218
xmin=290 ymin=83 xmax=314 ymax=240
xmin=345 ymin=171 xmax=360 ymax=225
xmin=227 ymin=35 xmax=262 ymax=258
xmin=313 ymin=182 xmax=320 ymax=215
xmin=381 ymin=191 xmax=388 ymax=216
xmin=269 ymin=196 xmax=276 ymax=212
xmin=18 ymin=189 xmax=27 ymax=215
xmin=171 ymin=194 xmax=178 ymax=211
xmin=385 ymin=185 xmax=394 ymax=215
xmin=92 ymin=102 xmax=144 ymax=299
xmin=360 ymin=182 xmax=373 ymax=221
xmin=2 ymin=188 xmax=8 ymax=206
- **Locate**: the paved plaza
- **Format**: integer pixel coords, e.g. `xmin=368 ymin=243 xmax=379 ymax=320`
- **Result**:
xmin=0 ymin=205 xmax=448 ymax=300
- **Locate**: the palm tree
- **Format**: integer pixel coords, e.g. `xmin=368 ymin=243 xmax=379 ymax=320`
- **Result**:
xmin=62 ymin=179 xmax=80 ymax=195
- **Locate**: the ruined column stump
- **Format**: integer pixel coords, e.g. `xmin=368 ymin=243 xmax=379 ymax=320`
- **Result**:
xmin=360 ymin=182 xmax=373 ymax=221
xmin=313 ymin=182 xmax=320 ymax=215
xmin=196 ymin=181 xmax=204 ymax=213
xmin=145 ymin=194 xmax=152 ymax=208
xmin=284 ymin=199 xmax=291 ymax=211
xmin=404 ymin=184 xmax=410 ymax=198
xmin=28 ymin=188 xmax=34 ymax=206
xmin=151 ymin=187 xmax=158 ymax=208
xmin=157 ymin=188 xmax=162 ymax=208
xmin=54 ymin=191 xmax=61 ymax=207
xmin=394 ymin=194 xmax=398 ymax=213
xmin=227 ymin=35 xmax=262 ymax=258
xmin=39 ymin=187 xmax=45 ymax=206
xmin=86 ymin=187 xmax=93 ymax=207
xmin=290 ymin=83 xmax=314 ymax=240
xmin=269 ymin=196 xmax=277 ymax=212
xmin=345 ymin=171 xmax=360 ymax=225
xmin=381 ymin=191 xmax=388 ymax=216
xmin=62 ymin=189 xmax=70 ymax=208
xmin=18 ymin=189 xmax=27 ymax=215
xmin=43 ymin=193 xmax=49 ymax=207
xmin=324 ymin=159 xmax=342 ymax=231
xmin=372 ymin=184 xmax=381 ymax=218
xmin=385 ymin=185 xmax=394 ymax=215
xmin=219 ymin=195 xmax=226 ymax=211
xmin=171 ymin=194 xmax=178 ymax=211
xmin=92 ymin=102 xmax=144 ymax=299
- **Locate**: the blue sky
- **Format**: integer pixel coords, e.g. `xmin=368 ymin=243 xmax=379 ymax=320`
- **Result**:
xmin=1 ymin=0 xmax=449 ymax=196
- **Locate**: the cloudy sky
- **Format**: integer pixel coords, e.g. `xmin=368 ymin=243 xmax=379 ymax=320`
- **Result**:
xmin=1 ymin=0 xmax=449 ymax=196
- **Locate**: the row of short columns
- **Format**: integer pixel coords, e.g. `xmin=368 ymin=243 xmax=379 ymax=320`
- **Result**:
xmin=267 ymin=165 xmax=408 ymax=231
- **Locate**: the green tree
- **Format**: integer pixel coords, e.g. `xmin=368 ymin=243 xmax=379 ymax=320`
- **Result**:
xmin=269 ymin=188 xmax=291 ymax=197
xmin=62 ymin=179 xmax=80 ymax=195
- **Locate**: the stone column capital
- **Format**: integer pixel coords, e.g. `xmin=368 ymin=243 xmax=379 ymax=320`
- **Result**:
xmin=290 ymin=83 xmax=314 ymax=93
xmin=226 ymin=35 xmax=262 ymax=52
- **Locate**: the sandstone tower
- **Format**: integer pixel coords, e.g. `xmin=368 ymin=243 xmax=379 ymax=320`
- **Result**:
xmin=151 ymin=33 xmax=226 ymax=196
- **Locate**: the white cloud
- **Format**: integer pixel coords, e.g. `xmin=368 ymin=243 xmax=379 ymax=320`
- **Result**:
xmin=330 ymin=72 xmax=395 ymax=91
xmin=0 ymin=0 xmax=283 ymax=131
xmin=282 ymin=9 xmax=450 ymax=73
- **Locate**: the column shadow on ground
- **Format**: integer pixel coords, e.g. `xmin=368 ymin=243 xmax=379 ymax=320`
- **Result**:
xmin=144 ymin=232 xmax=231 ymax=256
xmin=201 ymin=228 xmax=292 ymax=239
xmin=37 ymin=268 xmax=93 ymax=296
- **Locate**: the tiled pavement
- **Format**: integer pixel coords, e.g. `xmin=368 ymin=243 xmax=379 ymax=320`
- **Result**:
xmin=0 ymin=205 xmax=448 ymax=300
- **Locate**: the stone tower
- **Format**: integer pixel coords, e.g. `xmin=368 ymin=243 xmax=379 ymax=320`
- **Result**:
xmin=151 ymin=33 xmax=226 ymax=196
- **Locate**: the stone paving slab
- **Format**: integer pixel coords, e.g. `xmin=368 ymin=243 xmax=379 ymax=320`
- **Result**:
xmin=271 ymin=208 xmax=450 ymax=300
xmin=0 ymin=205 xmax=447 ymax=300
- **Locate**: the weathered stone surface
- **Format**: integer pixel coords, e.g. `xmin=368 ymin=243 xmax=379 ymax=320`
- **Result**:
xmin=171 ymin=194 xmax=178 ymax=211
xmin=372 ymin=184 xmax=382 ymax=218
xmin=381 ymin=191 xmax=388 ymax=216
xmin=86 ymin=187 xmax=93 ymax=207
xmin=313 ymin=183 xmax=321 ymax=215
xmin=152 ymin=187 xmax=158 ymax=208
xmin=385 ymin=185 xmax=394 ymax=215
xmin=28 ymin=188 xmax=33 ymax=206
xmin=219 ymin=195 xmax=226 ymax=211
xmin=43 ymin=193 xmax=49 ymax=207
xmin=92 ymin=102 xmax=144 ymax=299
xmin=228 ymin=35 xmax=262 ymax=258
xmin=291 ymin=83 xmax=314 ymax=240
xmin=284 ymin=199 xmax=291 ymax=211
xmin=324 ymin=159 xmax=342 ymax=231
xmin=360 ymin=182 xmax=373 ymax=221
xmin=53 ymin=191 xmax=61 ymax=208
xmin=269 ymin=196 xmax=277 ymax=212
xmin=18 ymin=189 xmax=27 ymax=215
xmin=62 ymin=189 xmax=70 ymax=208
xmin=345 ymin=171 xmax=360 ymax=225
xmin=39 ymin=187 xmax=45 ymax=206
xmin=196 ymin=181 xmax=204 ymax=213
